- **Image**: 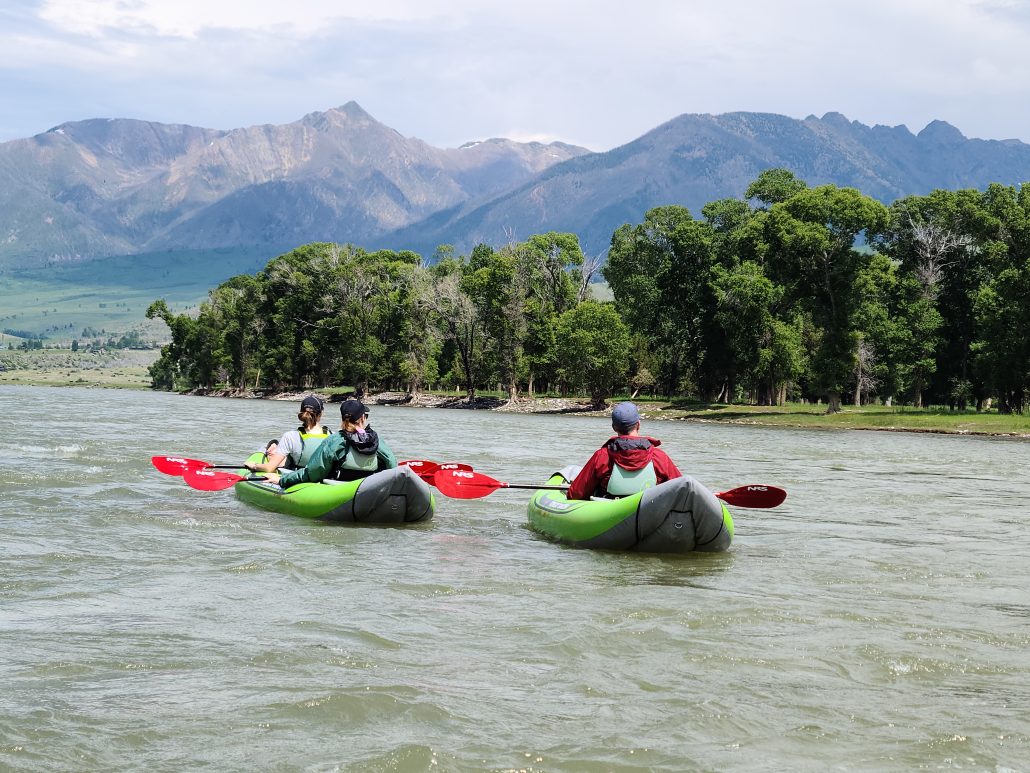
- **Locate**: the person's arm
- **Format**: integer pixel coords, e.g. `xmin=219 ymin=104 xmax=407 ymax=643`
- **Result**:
xmin=654 ymin=449 xmax=682 ymax=482
xmin=247 ymin=451 xmax=286 ymax=473
xmin=566 ymin=449 xmax=606 ymax=500
xmin=278 ymin=434 xmax=341 ymax=488
xmin=247 ymin=431 xmax=294 ymax=472
xmin=376 ymin=435 xmax=397 ymax=470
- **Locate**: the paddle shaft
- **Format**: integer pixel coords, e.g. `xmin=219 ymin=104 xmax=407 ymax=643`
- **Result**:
xmin=494 ymin=484 xmax=770 ymax=502
xmin=434 ymin=468 xmax=785 ymax=507
xmin=501 ymin=483 xmax=569 ymax=491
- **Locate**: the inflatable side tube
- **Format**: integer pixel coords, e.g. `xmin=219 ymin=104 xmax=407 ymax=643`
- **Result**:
xmin=322 ymin=465 xmax=435 ymax=524
xmin=632 ymin=475 xmax=733 ymax=553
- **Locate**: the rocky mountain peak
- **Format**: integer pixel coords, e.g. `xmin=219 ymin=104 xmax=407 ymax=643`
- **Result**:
xmin=917 ymin=120 xmax=966 ymax=145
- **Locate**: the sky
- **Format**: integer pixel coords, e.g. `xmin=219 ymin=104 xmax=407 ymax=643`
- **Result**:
xmin=3 ymin=0 xmax=1030 ymax=151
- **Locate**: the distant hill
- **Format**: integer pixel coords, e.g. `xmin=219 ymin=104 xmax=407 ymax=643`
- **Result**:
xmin=4 ymin=105 xmax=1030 ymax=268
xmin=0 ymin=102 xmax=588 ymax=267
xmin=381 ymin=111 xmax=1030 ymax=256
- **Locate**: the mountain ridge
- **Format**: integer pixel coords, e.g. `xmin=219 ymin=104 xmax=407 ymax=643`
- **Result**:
xmin=4 ymin=105 xmax=1030 ymax=266
xmin=380 ymin=110 xmax=1030 ymax=256
xmin=0 ymin=102 xmax=589 ymax=266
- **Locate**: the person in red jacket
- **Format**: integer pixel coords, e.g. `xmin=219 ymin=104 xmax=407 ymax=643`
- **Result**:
xmin=566 ymin=401 xmax=682 ymax=500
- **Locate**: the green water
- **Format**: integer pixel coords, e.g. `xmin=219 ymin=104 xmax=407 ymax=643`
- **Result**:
xmin=1 ymin=386 xmax=1027 ymax=771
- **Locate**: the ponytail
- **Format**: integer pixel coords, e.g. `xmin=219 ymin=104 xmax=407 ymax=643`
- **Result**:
xmin=297 ymin=407 xmax=321 ymax=431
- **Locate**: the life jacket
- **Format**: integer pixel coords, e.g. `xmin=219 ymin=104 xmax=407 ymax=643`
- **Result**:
xmin=601 ymin=436 xmax=660 ymax=497
xmin=606 ymin=460 xmax=658 ymax=496
xmin=332 ymin=427 xmax=382 ymax=482
xmin=284 ymin=425 xmax=331 ymax=469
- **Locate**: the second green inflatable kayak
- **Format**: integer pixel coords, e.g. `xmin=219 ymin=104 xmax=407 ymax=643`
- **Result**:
xmin=527 ymin=465 xmax=733 ymax=552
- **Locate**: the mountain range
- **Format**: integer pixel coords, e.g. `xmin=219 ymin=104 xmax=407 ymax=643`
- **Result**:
xmin=4 ymin=102 xmax=1030 ymax=268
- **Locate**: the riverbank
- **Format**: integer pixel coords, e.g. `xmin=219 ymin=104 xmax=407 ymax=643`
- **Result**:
xmin=4 ymin=350 xmax=1026 ymax=437
xmin=186 ymin=387 xmax=1030 ymax=438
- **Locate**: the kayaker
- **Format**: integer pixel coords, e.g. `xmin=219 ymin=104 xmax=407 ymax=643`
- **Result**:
xmin=263 ymin=398 xmax=397 ymax=488
xmin=245 ymin=394 xmax=331 ymax=473
xmin=566 ymin=401 xmax=682 ymax=500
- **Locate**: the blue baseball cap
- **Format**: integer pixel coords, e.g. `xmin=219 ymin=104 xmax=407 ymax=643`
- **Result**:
xmin=611 ymin=401 xmax=641 ymax=432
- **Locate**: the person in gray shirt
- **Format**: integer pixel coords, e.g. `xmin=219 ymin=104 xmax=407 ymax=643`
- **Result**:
xmin=246 ymin=394 xmax=331 ymax=472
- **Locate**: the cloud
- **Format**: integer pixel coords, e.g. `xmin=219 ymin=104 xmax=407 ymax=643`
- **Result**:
xmin=36 ymin=0 xmax=459 ymax=37
xmin=2 ymin=0 xmax=1030 ymax=148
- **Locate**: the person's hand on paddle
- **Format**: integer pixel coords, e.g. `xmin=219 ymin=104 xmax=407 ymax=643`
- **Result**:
xmin=262 ymin=472 xmax=281 ymax=486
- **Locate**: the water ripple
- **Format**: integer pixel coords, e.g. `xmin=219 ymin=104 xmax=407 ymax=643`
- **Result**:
xmin=1 ymin=386 xmax=1029 ymax=771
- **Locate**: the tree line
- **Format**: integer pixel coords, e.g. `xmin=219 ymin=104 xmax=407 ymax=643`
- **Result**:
xmin=147 ymin=169 xmax=1030 ymax=413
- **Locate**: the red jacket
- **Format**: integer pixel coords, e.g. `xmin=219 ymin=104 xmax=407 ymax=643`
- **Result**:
xmin=567 ymin=435 xmax=682 ymax=500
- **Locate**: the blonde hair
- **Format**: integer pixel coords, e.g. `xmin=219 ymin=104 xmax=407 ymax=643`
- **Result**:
xmin=341 ymin=416 xmax=364 ymax=434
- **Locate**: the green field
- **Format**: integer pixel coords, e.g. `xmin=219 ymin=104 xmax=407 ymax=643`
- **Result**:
xmin=649 ymin=400 xmax=1030 ymax=436
xmin=0 ymin=348 xmax=158 ymax=389
xmin=0 ymin=247 xmax=611 ymax=347
xmin=0 ymin=246 xmax=277 ymax=343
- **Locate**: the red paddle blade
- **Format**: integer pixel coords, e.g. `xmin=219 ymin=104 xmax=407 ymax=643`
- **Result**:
xmin=399 ymin=459 xmax=439 ymax=474
xmin=428 ymin=462 xmax=473 ymax=484
xmin=400 ymin=460 xmax=473 ymax=484
xmin=182 ymin=468 xmax=257 ymax=491
xmin=433 ymin=469 xmax=503 ymax=499
xmin=715 ymin=485 xmax=787 ymax=508
xmin=152 ymin=455 xmax=211 ymax=476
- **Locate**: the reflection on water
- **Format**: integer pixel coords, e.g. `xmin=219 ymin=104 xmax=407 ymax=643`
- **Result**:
xmin=1 ymin=385 xmax=1029 ymax=771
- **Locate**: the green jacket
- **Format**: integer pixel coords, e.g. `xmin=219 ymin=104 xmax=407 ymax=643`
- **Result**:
xmin=278 ymin=429 xmax=397 ymax=488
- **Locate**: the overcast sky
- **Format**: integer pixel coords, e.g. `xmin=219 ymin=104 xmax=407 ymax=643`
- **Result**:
xmin=3 ymin=0 xmax=1030 ymax=150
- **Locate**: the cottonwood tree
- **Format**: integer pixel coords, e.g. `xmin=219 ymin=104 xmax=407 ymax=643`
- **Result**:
xmin=852 ymin=337 xmax=879 ymax=406
xmin=605 ymin=205 xmax=723 ymax=398
xmin=392 ymin=257 xmax=439 ymax=401
xmin=556 ymin=301 xmax=631 ymax=408
xmin=431 ymin=265 xmax=484 ymax=400
xmin=520 ymin=232 xmax=584 ymax=395
xmin=762 ymin=185 xmax=889 ymax=413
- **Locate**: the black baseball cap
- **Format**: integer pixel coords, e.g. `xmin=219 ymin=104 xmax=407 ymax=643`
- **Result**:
xmin=301 ymin=394 xmax=324 ymax=413
xmin=339 ymin=399 xmax=369 ymax=422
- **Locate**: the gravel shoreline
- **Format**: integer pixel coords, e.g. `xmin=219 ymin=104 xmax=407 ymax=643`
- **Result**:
xmin=180 ymin=387 xmax=1030 ymax=438
xmin=189 ymin=387 xmax=608 ymax=416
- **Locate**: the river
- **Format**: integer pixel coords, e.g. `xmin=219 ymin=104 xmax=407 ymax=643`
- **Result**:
xmin=1 ymin=385 xmax=1027 ymax=771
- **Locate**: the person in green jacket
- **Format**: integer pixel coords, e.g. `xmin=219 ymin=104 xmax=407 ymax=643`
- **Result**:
xmin=263 ymin=399 xmax=397 ymax=488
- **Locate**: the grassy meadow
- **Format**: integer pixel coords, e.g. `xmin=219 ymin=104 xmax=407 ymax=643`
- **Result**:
xmin=0 ymin=349 xmax=158 ymax=389
xmin=0 ymin=246 xmax=276 ymax=343
xmin=647 ymin=400 xmax=1030 ymax=436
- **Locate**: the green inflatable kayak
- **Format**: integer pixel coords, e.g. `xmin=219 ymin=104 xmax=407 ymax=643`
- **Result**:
xmin=234 ymin=453 xmax=435 ymax=523
xmin=526 ymin=465 xmax=733 ymax=552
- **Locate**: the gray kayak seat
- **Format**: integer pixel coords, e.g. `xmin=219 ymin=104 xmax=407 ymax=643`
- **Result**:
xmin=556 ymin=465 xmax=582 ymax=484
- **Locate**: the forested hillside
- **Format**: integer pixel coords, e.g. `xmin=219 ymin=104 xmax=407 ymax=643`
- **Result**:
xmin=148 ymin=170 xmax=1030 ymax=414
